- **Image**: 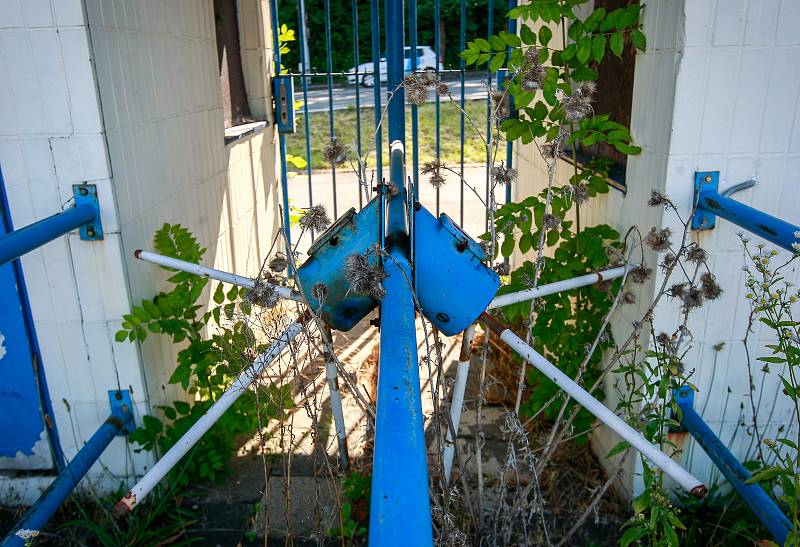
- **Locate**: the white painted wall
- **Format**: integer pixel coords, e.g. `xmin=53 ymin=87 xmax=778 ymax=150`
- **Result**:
xmin=513 ymin=0 xmax=800 ymax=499
xmin=0 ymin=0 xmax=280 ymax=503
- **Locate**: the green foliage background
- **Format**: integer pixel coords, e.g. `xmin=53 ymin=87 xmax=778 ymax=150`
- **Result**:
xmin=276 ymin=0 xmax=507 ymax=74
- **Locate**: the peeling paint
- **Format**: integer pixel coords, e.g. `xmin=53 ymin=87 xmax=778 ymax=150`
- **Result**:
xmin=0 ymin=331 xmax=6 ymax=361
xmin=0 ymin=430 xmax=52 ymax=470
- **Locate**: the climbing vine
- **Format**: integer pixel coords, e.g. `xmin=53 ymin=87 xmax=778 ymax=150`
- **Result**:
xmin=117 ymin=224 xmax=292 ymax=486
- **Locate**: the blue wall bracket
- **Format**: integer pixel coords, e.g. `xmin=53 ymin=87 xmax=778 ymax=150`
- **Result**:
xmin=108 ymin=389 xmax=136 ymax=435
xmin=674 ymin=386 xmax=793 ymax=544
xmin=691 ymin=171 xmax=800 ymax=252
xmin=0 ymin=183 xmax=103 ymax=266
xmin=273 ymin=75 xmax=295 ymax=134
xmin=73 ymin=183 xmax=103 ymax=241
xmin=691 ymin=171 xmax=719 ymax=231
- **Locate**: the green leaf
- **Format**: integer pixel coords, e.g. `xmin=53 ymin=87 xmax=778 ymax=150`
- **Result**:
xmin=115 ymin=330 xmax=129 ymax=342
xmin=583 ymin=7 xmax=606 ymax=32
xmin=519 ymin=233 xmax=533 ymax=254
xmin=142 ymin=415 xmax=163 ymax=434
xmin=538 ymin=26 xmax=553 ymax=47
xmin=520 ymin=25 xmax=537 ymax=45
xmin=570 ymin=66 xmax=598 ymax=82
xmin=473 ymin=38 xmax=491 ymax=52
xmin=610 ymin=31 xmax=624 ymax=58
xmin=576 ymin=36 xmax=592 ymax=64
xmin=501 ymin=233 xmax=516 ymax=257
xmin=744 ymin=466 xmax=785 ymax=484
xmin=591 ymin=34 xmax=606 ymax=63
xmin=213 ymin=283 xmax=225 ymax=304
xmin=490 ymin=52 xmax=505 ymax=73
xmin=606 ymin=440 xmax=630 ymax=458
xmin=632 ymin=29 xmax=646 ymax=51
xmin=619 ymin=526 xmax=649 ymax=547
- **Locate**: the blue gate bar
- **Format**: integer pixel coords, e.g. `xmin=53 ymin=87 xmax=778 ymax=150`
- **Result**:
xmin=692 ymin=171 xmax=800 ymax=252
xmin=370 ymin=2 xmax=432 ymax=541
xmin=410 ymin=0 xmax=419 ymax=200
xmin=295 ymin=0 xmax=315 ymax=234
xmin=323 ymin=0 xmax=339 ymax=219
xmin=434 ymin=0 xmax=441 ymax=215
xmin=674 ymin=386 xmax=793 ymax=544
xmin=352 ymin=0 xmax=364 ymax=210
xmin=0 ymin=203 xmax=96 ymax=267
xmin=268 ymin=0 xmax=293 ymax=252
xmin=370 ymin=0 xmax=383 ymax=184
xmin=459 ymin=0 xmax=466 ymax=226
xmin=2 ymin=391 xmax=135 ymax=546
xmin=504 ymin=0 xmax=516 ymax=206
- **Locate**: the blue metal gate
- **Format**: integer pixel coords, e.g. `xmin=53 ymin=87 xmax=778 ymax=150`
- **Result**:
xmin=0 ymin=170 xmax=63 ymax=471
xmin=270 ymin=0 xmax=515 ymax=249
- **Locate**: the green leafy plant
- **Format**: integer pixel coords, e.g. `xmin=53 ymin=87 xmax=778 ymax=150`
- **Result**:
xmin=741 ymin=241 xmax=800 ymax=546
xmin=62 ymin=484 xmax=198 ymax=546
xmin=118 ymin=224 xmax=291 ymax=486
xmin=464 ymin=1 xmax=644 ymax=440
xmin=327 ymin=472 xmax=371 ymax=542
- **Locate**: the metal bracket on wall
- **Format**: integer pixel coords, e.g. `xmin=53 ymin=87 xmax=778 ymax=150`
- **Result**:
xmin=72 ymin=184 xmax=103 ymax=241
xmin=108 ymin=389 xmax=136 ymax=435
xmin=273 ymin=75 xmax=295 ymax=133
xmin=691 ymin=171 xmax=720 ymax=231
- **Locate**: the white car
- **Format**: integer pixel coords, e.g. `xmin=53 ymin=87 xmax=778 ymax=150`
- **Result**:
xmin=347 ymin=45 xmax=443 ymax=87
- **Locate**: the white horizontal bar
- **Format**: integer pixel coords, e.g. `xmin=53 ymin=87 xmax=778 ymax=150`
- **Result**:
xmin=499 ymin=329 xmax=706 ymax=497
xmin=487 ymin=265 xmax=633 ymax=310
xmin=444 ymin=324 xmax=475 ymax=483
xmin=115 ymin=320 xmax=305 ymax=515
xmin=135 ymin=249 xmax=301 ymax=303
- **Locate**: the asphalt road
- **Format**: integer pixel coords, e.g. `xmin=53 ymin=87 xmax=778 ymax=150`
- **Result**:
xmin=300 ymin=74 xmax=489 ymax=113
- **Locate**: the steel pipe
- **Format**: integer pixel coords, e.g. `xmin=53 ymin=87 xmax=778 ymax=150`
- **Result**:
xmin=134 ymin=250 xmax=302 ymax=303
xmin=3 ymin=411 xmax=129 ymax=546
xmin=323 ymin=326 xmax=350 ymax=471
xmin=488 ymin=265 xmax=632 ymax=310
xmin=443 ymin=324 xmax=475 ymax=482
xmin=479 ymin=312 xmax=707 ymax=497
xmin=0 ymin=204 xmax=96 ymax=266
xmin=675 ymin=387 xmax=792 ymax=543
xmin=115 ymin=319 xmax=306 ymax=516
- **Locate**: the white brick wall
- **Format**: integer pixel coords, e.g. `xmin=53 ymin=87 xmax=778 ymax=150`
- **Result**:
xmin=513 ymin=0 xmax=800 ymax=499
xmin=0 ymin=0 xmax=280 ymax=502
xmin=0 ymin=0 xmax=151 ymax=503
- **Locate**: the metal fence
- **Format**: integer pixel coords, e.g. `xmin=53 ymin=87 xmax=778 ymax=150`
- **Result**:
xmin=270 ymin=0 xmax=515 ymax=250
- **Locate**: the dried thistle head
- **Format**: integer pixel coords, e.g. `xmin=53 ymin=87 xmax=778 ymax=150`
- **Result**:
xmin=647 ymin=191 xmax=670 ymax=208
xmin=344 ymin=252 xmax=388 ymax=300
xmin=622 ymin=291 xmax=637 ymax=305
xmin=299 ymin=205 xmax=331 ymax=232
xmin=491 ymin=88 xmax=510 ymax=120
xmin=667 ymin=282 xmax=688 ymax=299
xmin=312 ymin=282 xmax=328 ymax=303
xmin=543 ymin=213 xmax=561 ymax=230
xmin=595 ymin=279 xmax=613 ymax=292
xmin=402 ymin=70 xmax=448 ymax=105
xmin=606 ymin=245 xmax=626 ymax=266
xmin=323 ymin=138 xmax=347 ymax=166
xmin=661 ymin=252 xmax=678 ymax=271
xmin=700 ymin=272 xmax=722 ymax=300
xmin=247 ymin=272 xmax=280 ymax=308
xmin=685 ymin=245 xmax=708 ymax=265
xmin=574 ymin=183 xmax=589 ymax=204
xmin=540 ymin=143 xmax=557 ymax=160
xmin=559 ymin=82 xmax=594 ymax=122
xmin=493 ymin=262 xmax=509 ymax=276
xmin=644 ymin=227 xmax=672 ymax=252
xmin=490 ymin=164 xmax=518 ymax=186
xmin=268 ymin=253 xmax=288 ymax=273
xmin=630 ymin=264 xmax=652 ymax=284
xmin=422 ymin=160 xmax=446 ymax=188
xmin=521 ymin=47 xmax=546 ymax=90
xmin=682 ymin=285 xmax=705 ymax=310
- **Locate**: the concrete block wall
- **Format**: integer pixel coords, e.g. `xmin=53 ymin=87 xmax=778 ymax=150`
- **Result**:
xmin=0 ymin=0 xmax=280 ymax=502
xmin=512 ymin=0 xmax=800 ymax=499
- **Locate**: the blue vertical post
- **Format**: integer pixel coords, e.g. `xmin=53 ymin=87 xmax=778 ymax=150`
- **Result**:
xmin=295 ymin=0 xmax=315 ymax=234
xmin=458 ymin=0 xmax=466 ymax=226
xmin=674 ymin=387 xmax=793 ymax=544
xmin=268 ymin=0 xmax=293 ymax=251
xmin=323 ymin=0 xmax=339 ymax=219
xmin=369 ymin=0 xmax=433 ymax=543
